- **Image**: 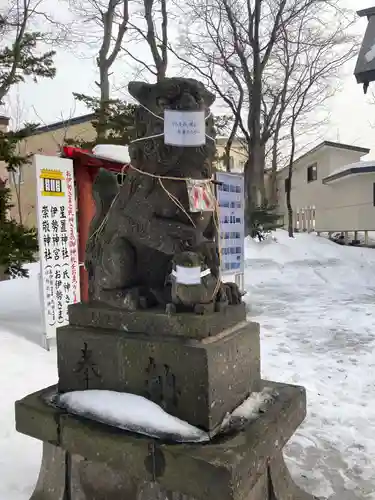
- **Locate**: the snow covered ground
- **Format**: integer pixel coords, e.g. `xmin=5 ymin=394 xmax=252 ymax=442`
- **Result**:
xmin=1 ymin=231 xmax=375 ymax=499
xmin=245 ymin=231 xmax=375 ymax=500
xmin=0 ymin=264 xmax=57 ymax=500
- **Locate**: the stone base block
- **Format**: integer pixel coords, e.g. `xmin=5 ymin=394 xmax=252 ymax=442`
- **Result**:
xmin=28 ymin=442 xmax=314 ymax=500
xmin=15 ymin=382 xmax=316 ymax=500
xmin=57 ymin=320 xmax=260 ymax=432
xmin=68 ymin=302 xmax=247 ymax=340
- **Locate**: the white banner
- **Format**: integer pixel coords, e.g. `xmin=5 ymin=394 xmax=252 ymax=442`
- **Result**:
xmin=164 ymin=110 xmax=206 ymax=146
xmin=216 ymin=172 xmax=245 ymax=278
xmin=34 ymin=155 xmax=80 ymax=345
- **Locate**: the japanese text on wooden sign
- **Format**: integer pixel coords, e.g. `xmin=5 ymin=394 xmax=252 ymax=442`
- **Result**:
xmin=34 ymin=155 xmax=80 ymax=340
xmin=216 ymin=172 xmax=245 ymax=275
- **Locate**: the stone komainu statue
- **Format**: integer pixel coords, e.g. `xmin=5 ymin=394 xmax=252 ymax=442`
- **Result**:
xmin=85 ymin=77 xmax=241 ymax=311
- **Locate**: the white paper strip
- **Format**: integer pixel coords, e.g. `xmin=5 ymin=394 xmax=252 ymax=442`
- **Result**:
xmin=173 ymin=265 xmax=201 ymax=285
xmin=164 ymin=110 xmax=206 ymax=146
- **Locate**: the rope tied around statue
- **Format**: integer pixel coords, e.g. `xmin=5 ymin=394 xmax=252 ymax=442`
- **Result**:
xmin=88 ymin=100 xmax=223 ymax=299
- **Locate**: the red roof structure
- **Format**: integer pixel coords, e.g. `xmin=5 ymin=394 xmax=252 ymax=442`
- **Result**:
xmin=60 ymin=145 xmax=131 ymax=302
xmin=61 ymin=146 xmax=130 ymax=173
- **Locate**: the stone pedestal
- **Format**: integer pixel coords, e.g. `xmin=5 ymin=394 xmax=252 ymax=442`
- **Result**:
xmin=14 ymin=302 xmax=316 ymax=500
xmin=15 ymin=382 xmax=315 ymax=500
xmin=57 ymin=304 xmax=259 ymax=432
xmin=68 ymin=302 xmax=248 ymax=339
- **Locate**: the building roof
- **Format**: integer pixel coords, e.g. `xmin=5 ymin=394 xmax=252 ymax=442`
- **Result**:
xmin=357 ymin=7 xmax=375 ymax=19
xmin=295 ymin=140 xmax=369 ymax=164
xmin=322 ymin=160 xmax=375 ymax=184
xmin=275 ymin=140 xmax=370 ymax=175
xmin=0 ymin=115 xmax=10 ymax=124
xmin=216 ymin=136 xmax=245 ymax=145
xmin=31 ymin=113 xmax=95 ymax=136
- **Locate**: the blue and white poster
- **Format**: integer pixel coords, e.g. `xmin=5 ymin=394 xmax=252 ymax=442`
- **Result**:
xmin=216 ymin=172 xmax=245 ymax=276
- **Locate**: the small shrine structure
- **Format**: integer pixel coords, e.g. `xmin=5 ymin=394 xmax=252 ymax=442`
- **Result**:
xmin=60 ymin=145 xmax=130 ymax=302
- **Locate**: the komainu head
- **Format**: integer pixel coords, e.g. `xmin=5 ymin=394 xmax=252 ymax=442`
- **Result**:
xmin=128 ymin=78 xmax=216 ymax=175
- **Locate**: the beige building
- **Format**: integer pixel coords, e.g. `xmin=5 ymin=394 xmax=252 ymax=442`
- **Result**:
xmin=215 ymin=137 xmax=247 ymax=172
xmin=3 ymin=111 xmax=371 ymax=234
xmin=1 ymin=116 xmax=250 ymax=227
xmin=275 ymin=141 xmax=373 ymax=232
xmin=0 ymin=114 xmax=96 ymax=227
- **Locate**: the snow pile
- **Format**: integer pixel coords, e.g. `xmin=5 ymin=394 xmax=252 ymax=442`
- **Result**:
xmin=230 ymin=387 xmax=275 ymax=420
xmin=220 ymin=387 xmax=277 ymax=433
xmin=328 ymin=160 xmax=375 ymax=178
xmin=0 ymin=263 xmax=44 ymax=346
xmin=55 ymin=387 xmax=276 ymax=443
xmin=92 ymin=144 xmax=130 ymax=164
xmin=56 ymin=390 xmax=209 ymax=443
xmin=245 ymin=229 xmax=357 ymax=265
xmin=244 ymin=229 xmax=375 ymax=291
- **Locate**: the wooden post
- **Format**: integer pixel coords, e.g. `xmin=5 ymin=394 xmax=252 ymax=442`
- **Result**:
xmin=307 ymin=207 xmax=311 ymax=232
xmin=312 ymin=206 xmax=316 ymax=231
xmin=365 ymin=230 xmax=369 ymax=246
xmin=74 ymin=163 xmax=95 ymax=302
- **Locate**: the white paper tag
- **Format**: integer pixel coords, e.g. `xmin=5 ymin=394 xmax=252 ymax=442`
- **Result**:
xmin=173 ymin=265 xmax=201 ymax=285
xmin=164 ymin=110 xmax=206 ymax=146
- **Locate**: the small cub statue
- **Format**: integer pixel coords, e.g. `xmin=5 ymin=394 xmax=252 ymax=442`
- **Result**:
xmin=166 ymin=251 xmax=241 ymax=314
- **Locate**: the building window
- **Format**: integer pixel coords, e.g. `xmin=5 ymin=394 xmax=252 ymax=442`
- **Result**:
xmin=285 ymin=178 xmax=290 ymax=192
xmin=9 ymin=166 xmax=24 ymax=185
xmin=307 ymin=163 xmax=317 ymax=183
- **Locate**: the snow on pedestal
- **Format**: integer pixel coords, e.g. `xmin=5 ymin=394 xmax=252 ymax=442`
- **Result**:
xmin=55 ymin=387 xmax=276 ymax=443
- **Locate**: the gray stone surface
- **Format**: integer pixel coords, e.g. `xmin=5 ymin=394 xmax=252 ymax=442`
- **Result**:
xmin=29 ymin=442 xmax=66 ymax=500
xmin=68 ymin=302 xmax=247 ymax=339
xmin=85 ymin=78 xmax=242 ymax=311
xmin=25 ymin=443 xmax=316 ymax=500
xmin=15 ymin=381 xmax=312 ymax=500
xmin=56 ymin=320 xmax=260 ymax=431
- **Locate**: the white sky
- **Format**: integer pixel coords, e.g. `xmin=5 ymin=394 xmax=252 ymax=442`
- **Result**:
xmin=4 ymin=0 xmax=375 ymax=158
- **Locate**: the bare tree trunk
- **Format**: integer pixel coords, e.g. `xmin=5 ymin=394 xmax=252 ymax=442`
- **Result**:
xmin=97 ymin=63 xmax=110 ymax=141
xmin=223 ymin=143 xmax=232 ymax=172
xmin=223 ymin=105 xmax=242 ymax=172
xmin=286 ymin=119 xmax=296 ymax=238
xmin=95 ymin=0 xmax=129 ymax=141
xmin=286 ymin=171 xmax=293 ymax=237
xmin=244 ymin=140 xmax=265 ymax=234
xmin=248 ymin=141 xmax=266 ymax=207
xmin=144 ymin=0 xmax=168 ymax=81
xmin=0 ymin=266 xmax=10 ymax=282
xmin=270 ymin=133 xmax=279 ymax=206
xmin=244 ymin=157 xmax=253 ymax=233
xmin=224 ymin=138 xmax=233 ymax=172
xmin=247 ymin=0 xmax=264 ymax=208
xmin=16 ymin=172 xmax=23 ymax=224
